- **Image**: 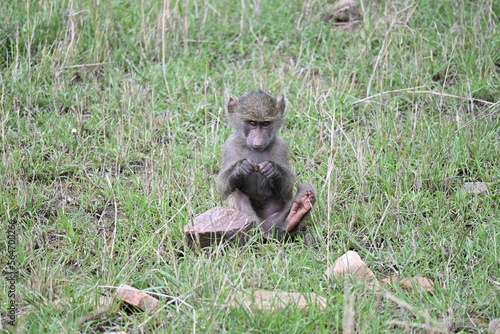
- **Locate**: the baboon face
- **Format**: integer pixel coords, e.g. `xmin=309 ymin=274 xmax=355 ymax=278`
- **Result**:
xmin=244 ymin=120 xmax=273 ymax=151
xmin=227 ymin=90 xmax=286 ymax=151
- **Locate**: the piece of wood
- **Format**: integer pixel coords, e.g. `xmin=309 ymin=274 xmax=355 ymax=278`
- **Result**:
xmin=228 ymin=290 xmax=327 ymax=311
xmin=185 ymin=207 xmax=255 ymax=247
xmin=116 ymin=284 xmax=159 ymax=311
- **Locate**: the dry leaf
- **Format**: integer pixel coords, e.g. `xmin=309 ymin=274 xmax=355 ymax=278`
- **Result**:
xmin=400 ymin=277 xmax=435 ymax=294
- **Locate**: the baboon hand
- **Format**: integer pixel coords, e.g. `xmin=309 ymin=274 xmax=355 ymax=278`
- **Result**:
xmin=235 ymin=159 xmax=256 ymax=177
xmin=256 ymin=161 xmax=278 ymax=179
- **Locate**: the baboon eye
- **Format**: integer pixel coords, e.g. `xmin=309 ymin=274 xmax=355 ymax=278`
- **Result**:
xmin=262 ymin=121 xmax=270 ymax=127
xmin=248 ymin=121 xmax=257 ymax=126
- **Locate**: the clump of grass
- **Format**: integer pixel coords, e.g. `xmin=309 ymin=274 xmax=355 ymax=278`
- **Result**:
xmin=1 ymin=0 xmax=498 ymax=332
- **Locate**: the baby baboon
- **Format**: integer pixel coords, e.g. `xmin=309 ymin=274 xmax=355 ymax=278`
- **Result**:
xmin=216 ymin=90 xmax=316 ymax=239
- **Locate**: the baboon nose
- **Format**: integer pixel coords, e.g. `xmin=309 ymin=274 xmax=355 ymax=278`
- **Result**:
xmin=252 ymin=144 xmax=265 ymax=151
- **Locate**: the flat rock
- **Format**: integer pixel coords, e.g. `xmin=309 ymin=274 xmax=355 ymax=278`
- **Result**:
xmin=185 ymin=207 xmax=255 ymax=247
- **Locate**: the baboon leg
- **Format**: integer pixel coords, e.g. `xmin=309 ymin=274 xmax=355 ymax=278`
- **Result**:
xmin=256 ymin=199 xmax=285 ymax=221
xmin=259 ymin=183 xmax=316 ymax=237
xmin=286 ymin=189 xmax=315 ymax=232
xmin=226 ymin=189 xmax=257 ymax=218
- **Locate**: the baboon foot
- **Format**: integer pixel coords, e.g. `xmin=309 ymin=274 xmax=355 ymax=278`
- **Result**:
xmin=286 ymin=191 xmax=315 ymax=232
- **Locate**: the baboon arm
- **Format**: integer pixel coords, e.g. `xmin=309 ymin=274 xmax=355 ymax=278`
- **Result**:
xmin=270 ymin=164 xmax=295 ymax=198
xmin=216 ymin=165 xmax=238 ymax=200
xmin=217 ymin=157 xmax=254 ymax=199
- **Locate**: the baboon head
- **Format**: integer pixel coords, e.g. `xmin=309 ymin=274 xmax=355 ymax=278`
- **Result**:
xmin=227 ymin=90 xmax=286 ymax=151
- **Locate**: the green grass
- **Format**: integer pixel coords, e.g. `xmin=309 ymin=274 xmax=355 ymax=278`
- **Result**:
xmin=1 ymin=0 xmax=499 ymax=332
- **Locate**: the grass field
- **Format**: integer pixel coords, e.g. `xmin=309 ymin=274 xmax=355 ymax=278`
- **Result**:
xmin=1 ymin=0 xmax=499 ymax=332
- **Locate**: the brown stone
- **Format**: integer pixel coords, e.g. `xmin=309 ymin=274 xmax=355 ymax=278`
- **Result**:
xmin=116 ymin=284 xmax=159 ymax=311
xmin=185 ymin=207 xmax=255 ymax=247
xmin=228 ymin=290 xmax=327 ymax=311
xmin=326 ymin=251 xmax=380 ymax=291
xmin=399 ymin=277 xmax=435 ymax=294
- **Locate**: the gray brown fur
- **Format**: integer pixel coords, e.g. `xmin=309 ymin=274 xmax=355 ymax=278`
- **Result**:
xmin=216 ymin=90 xmax=315 ymax=239
xmin=228 ymin=90 xmax=286 ymax=123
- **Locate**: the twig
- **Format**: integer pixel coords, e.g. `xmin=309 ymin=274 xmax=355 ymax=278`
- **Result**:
xmin=407 ymin=90 xmax=495 ymax=106
xmin=353 ymin=86 xmax=426 ymax=104
xmin=60 ymin=62 xmax=112 ymax=70
xmin=354 ymin=87 xmax=496 ymax=106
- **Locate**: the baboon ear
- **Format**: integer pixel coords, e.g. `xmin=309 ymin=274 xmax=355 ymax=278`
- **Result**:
xmin=277 ymin=97 xmax=286 ymax=114
xmin=228 ymin=97 xmax=239 ymax=113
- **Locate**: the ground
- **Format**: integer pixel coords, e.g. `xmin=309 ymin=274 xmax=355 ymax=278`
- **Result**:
xmin=0 ymin=0 xmax=499 ymax=332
